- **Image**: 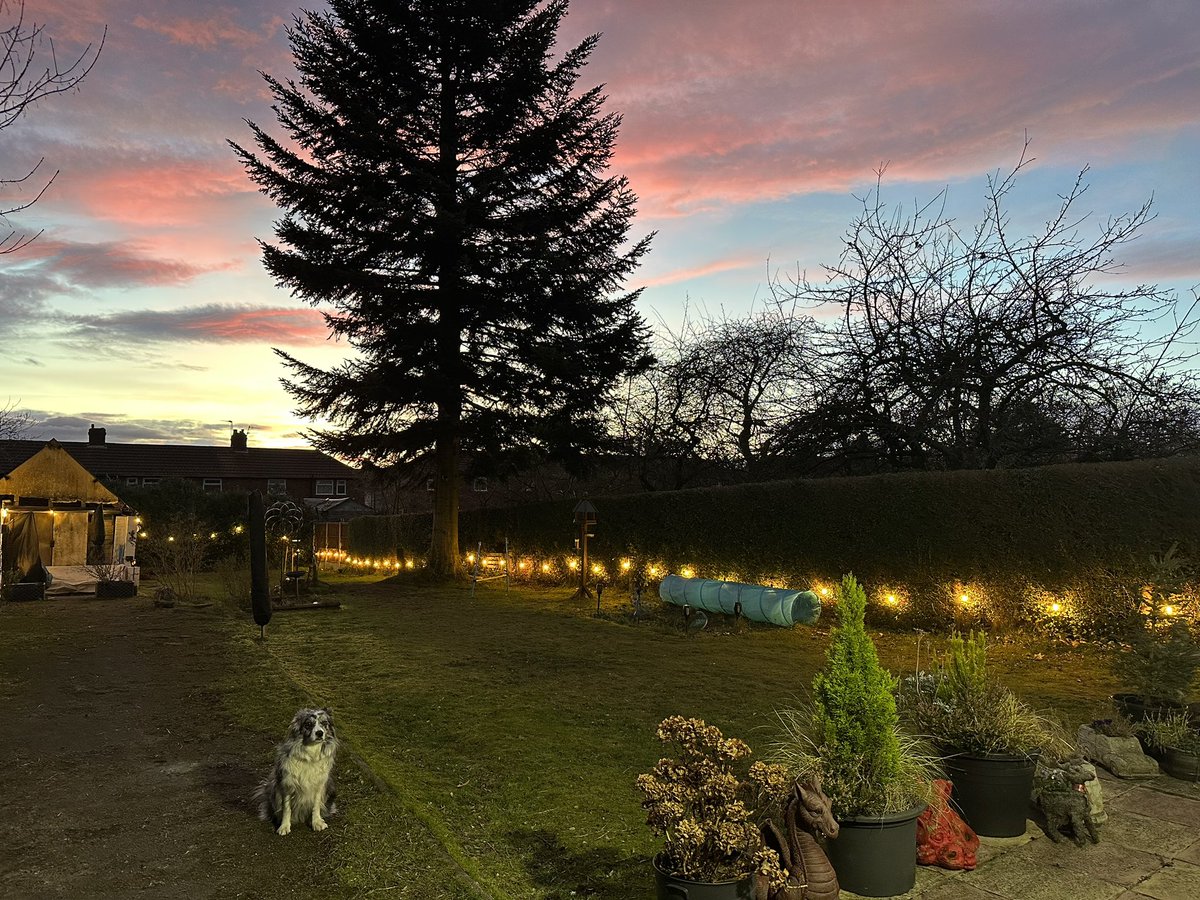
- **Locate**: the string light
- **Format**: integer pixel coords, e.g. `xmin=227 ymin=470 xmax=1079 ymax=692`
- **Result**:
xmin=680 ymin=566 xmax=695 ymax=579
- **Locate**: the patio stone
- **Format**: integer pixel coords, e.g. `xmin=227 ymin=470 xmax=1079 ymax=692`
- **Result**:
xmin=1096 ymin=811 xmax=1197 ymax=857
xmin=1174 ymin=838 xmax=1200 ymax=865
xmin=916 ymin=881 xmax=1003 ymax=900
xmin=1037 ymin=837 xmax=1165 ymax=886
xmin=1105 ymin=786 xmax=1200 ymax=827
xmin=1128 ymin=860 xmax=1200 ymax=900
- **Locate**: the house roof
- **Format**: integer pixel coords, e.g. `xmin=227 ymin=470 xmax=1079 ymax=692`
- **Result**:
xmin=0 ymin=439 xmax=359 ymax=482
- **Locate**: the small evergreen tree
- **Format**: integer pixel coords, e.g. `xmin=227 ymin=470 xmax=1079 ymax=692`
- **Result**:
xmin=231 ymin=0 xmax=652 ymax=576
xmin=811 ymin=573 xmax=905 ymax=815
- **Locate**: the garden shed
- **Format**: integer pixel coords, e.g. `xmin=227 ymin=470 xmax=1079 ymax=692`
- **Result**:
xmin=0 ymin=440 xmax=138 ymax=596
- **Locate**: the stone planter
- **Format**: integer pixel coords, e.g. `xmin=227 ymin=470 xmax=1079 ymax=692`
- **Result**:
xmin=1077 ymin=724 xmax=1160 ymax=779
xmin=825 ymin=805 xmax=924 ymax=897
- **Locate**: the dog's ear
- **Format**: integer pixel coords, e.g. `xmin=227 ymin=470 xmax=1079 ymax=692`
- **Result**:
xmin=320 ymin=707 xmax=333 ymax=719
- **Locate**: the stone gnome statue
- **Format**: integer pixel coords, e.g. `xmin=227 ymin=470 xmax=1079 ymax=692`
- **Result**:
xmin=760 ymin=776 xmax=840 ymax=900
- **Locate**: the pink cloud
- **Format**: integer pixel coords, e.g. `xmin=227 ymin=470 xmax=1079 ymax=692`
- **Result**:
xmin=641 ymin=255 xmax=761 ymax=288
xmin=70 ymin=159 xmax=256 ymax=228
xmin=66 ymin=303 xmax=331 ymax=345
xmin=14 ymin=237 xmax=237 ymax=288
xmin=132 ymin=9 xmax=283 ymax=50
xmin=558 ymin=1 xmax=1200 ymax=215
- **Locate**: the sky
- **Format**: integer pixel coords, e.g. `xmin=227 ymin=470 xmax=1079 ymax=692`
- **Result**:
xmin=1 ymin=0 xmax=1197 ymax=449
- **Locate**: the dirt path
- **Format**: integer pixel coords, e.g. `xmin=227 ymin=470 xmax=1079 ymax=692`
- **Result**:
xmin=0 ymin=598 xmax=358 ymax=900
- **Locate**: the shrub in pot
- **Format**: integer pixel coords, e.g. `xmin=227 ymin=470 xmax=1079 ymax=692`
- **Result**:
xmin=637 ymin=716 xmax=787 ymax=899
xmin=773 ymin=574 xmax=933 ymax=898
xmin=901 ymin=630 xmax=1063 ymax=837
xmin=1111 ymin=544 xmax=1200 ymax=721
xmin=87 ymin=562 xmax=137 ymax=599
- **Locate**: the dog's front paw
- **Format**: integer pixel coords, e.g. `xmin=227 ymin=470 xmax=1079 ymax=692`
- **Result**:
xmin=276 ymin=821 xmax=292 ymax=836
xmin=312 ymin=817 xmax=328 ymax=832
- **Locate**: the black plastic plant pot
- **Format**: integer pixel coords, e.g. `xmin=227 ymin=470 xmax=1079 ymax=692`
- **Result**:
xmin=652 ymin=857 xmax=755 ymax=900
xmin=1161 ymin=747 xmax=1200 ymax=781
xmin=824 ymin=805 xmax=924 ymax=898
xmin=943 ymin=751 xmax=1038 ymax=837
xmin=1111 ymin=692 xmax=1187 ymax=723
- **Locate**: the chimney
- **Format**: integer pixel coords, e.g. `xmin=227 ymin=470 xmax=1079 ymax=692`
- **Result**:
xmin=231 ymin=428 xmax=248 ymax=452
xmin=88 ymin=424 xmax=107 ymax=446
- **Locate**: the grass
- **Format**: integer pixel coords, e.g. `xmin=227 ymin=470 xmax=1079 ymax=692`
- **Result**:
xmin=198 ymin=573 xmax=1122 ymax=899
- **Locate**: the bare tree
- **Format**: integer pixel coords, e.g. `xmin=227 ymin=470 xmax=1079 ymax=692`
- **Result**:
xmin=0 ymin=398 xmax=33 ymax=439
xmin=1 ymin=1 xmax=104 ymax=252
xmin=784 ymin=145 xmax=1200 ymax=470
xmin=612 ymin=296 xmax=821 ymax=487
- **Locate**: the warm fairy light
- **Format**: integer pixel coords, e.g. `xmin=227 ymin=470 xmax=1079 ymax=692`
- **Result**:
xmin=819 ymin=587 xmax=830 ymax=597
xmin=466 ymin=552 xmax=476 ymax=564
xmin=541 ymin=562 xmax=552 ymax=573
xmin=620 ymin=559 xmax=632 ymax=571
xmin=886 ymin=594 xmax=897 ymax=605
xmin=1050 ymin=602 xmax=1062 ymax=614
xmin=1163 ymin=604 xmax=1177 ymax=616
xmin=209 ymin=532 xmax=218 ymax=540
xmin=567 ymin=558 xmax=579 ymax=571
xmin=233 ymin=524 xmax=244 ymax=534
xmin=139 ymin=531 xmax=148 ymax=539
xmin=680 ymin=566 xmax=695 ymax=579
xmin=405 ymin=559 xmax=414 ymax=570
xmin=519 ymin=560 xmax=530 ymax=570
xmin=648 ymin=565 xmax=660 ymax=577
xmin=591 ymin=563 xmax=603 ymax=575
xmin=959 ymin=593 xmax=970 ymax=605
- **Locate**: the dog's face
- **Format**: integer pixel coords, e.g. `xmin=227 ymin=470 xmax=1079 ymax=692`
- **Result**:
xmin=289 ymin=708 xmax=336 ymax=745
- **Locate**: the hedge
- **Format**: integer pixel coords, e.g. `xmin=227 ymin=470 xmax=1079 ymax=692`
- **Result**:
xmin=347 ymin=456 xmax=1200 ymax=636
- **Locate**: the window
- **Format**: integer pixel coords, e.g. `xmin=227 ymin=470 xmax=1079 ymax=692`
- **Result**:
xmin=268 ymin=479 xmax=287 ymax=495
xmin=473 ymin=477 xmax=488 ymax=492
xmin=126 ymin=476 xmax=139 ymax=486
xmin=335 ymin=479 xmax=347 ymax=496
xmin=142 ymin=478 xmax=160 ymax=487
xmin=203 ymin=478 xmax=223 ymax=492
xmin=315 ymin=480 xmax=334 ymax=496
xmin=425 ymin=477 xmax=435 ymax=492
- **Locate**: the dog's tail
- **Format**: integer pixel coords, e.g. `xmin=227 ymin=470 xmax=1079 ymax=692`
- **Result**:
xmin=252 ymin=778 xmax=274 ymax=823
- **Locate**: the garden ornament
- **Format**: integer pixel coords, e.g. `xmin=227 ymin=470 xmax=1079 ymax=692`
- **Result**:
xmin=1032 ymin=757 xmax=1101 ymax=846
xmin=760 ymin=776 xmax=840 ymax=900
xmin=916 ymin=778 xmax=979 ymax=870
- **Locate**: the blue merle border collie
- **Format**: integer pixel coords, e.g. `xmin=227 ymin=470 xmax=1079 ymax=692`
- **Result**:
xmin=255 ymin=708 xmax=339 ymax=835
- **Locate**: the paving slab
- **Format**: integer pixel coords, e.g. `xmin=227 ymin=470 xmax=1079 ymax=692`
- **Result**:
xmin=1173 ymin=838 xmax=1200 ymax=866
xmin=1125 ymin=860 xmax=1200 ymax=900
xmin=1106 ymin=785 xmax=1200 ymax=826
xmin=1094 ymin=810 xmax=1197 ymax=858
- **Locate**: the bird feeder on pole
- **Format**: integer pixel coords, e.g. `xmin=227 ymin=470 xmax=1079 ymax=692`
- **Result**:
xmin=570 ymin=500 xmax=597 ymax=601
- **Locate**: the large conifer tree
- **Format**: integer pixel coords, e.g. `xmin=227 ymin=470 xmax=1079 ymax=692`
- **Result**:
xmin=232 ymin=1 xmax=651 ymax=575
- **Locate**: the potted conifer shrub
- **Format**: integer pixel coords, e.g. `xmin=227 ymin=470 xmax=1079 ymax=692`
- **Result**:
xmin=773 ymin=574 xmax=933 ymax=898
xmin=637 ymin=716 xmax=787 ymax=899
xmin=901 ymin=631 xmax=1062 ymax=837
xmin=1111 ymin=545 xmax=1200 ymax=721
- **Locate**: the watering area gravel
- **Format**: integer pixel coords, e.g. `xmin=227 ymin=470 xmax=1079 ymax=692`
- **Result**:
xmin=1 ymin=590 xmax=1199 ymax=899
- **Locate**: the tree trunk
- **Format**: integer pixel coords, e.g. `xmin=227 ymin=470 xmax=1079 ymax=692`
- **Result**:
xmin=429 ymin=423 xmax=461 ymax=577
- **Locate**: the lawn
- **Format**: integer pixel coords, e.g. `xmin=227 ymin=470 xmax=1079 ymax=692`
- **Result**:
xmin=212 ymin=575 xmax=1120 ymax=899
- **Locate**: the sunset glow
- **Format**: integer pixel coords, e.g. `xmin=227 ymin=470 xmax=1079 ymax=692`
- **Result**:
xmin=2 ymin=1 xmax=1196 ymax=447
